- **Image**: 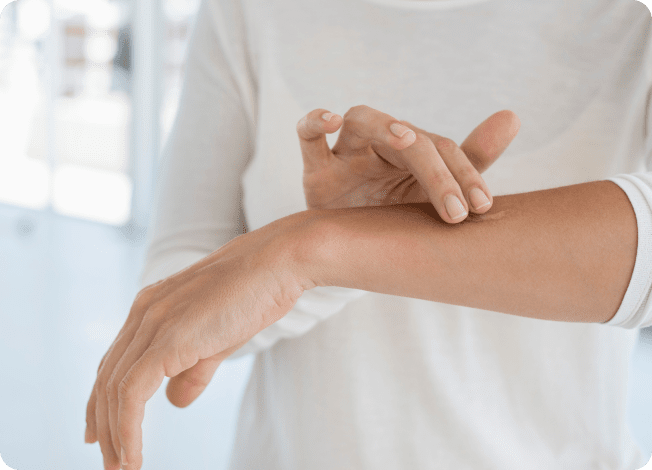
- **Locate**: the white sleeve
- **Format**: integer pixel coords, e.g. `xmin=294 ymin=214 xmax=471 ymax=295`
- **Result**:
xmin=139 ymin=0 xmax=256 ymax=289
xmin=604 ymin=172 xmax=652 ymax=329
xmin=140 ymin=0 xmax=368 ymax=359
xmin=603 ymin=47 xmax=652 ymax=329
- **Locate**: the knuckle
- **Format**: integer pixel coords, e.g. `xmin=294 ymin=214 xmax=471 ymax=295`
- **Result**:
xmin=429 ymin=169 xmax=453 ymax=187
xmin=433 ymin=167 xmax=459 ymax=189
xmin=411 ymin=132 xmax=434 ymax=149
xmin=456 ymin=164 xmax=480 ymax=183
xmin=142 ymin=301 xmax=167 ymax=324
xmin=130 ymin=291 xmax=155 ymax=320
xmin=104 ymin=380 xmax=113 ymax=397
xmin=343 ymin=104 xmax=368 ymax=121
xmin=134 ymin=284 xmax=158 ymax=307
xmin=117 ymin=374 xmax=136 ymax=401
xmin=106 ymin=375 xmax=119 ymax=396
xmin=436 ymin=137 xmax=457 ymax=151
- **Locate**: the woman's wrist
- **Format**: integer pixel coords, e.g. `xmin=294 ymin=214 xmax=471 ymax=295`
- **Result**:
xmin=273 ymin=208 xmax=340 ymax=292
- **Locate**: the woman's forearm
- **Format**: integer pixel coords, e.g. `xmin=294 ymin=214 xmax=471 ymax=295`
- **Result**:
xmin=293 ymin=180 xmax=637 ymax=324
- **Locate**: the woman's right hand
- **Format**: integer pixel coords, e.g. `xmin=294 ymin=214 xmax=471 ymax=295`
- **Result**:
xmin=296 ymin=105 xmax=520 ymax=223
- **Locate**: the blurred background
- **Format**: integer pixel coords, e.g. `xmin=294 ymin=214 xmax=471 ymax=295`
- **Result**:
xmin=0 ymin=0 xmax=254 ymax=468
xmin=0 ymin=0 xmax=650 ymax=468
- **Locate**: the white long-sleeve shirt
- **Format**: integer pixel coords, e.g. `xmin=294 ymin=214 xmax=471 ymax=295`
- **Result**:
xmin=140 ymin=0 xmax=652 ymax=467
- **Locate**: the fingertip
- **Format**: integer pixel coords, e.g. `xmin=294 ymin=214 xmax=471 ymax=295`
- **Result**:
xmin=497 ymin=109 xmax=521 ymax=137
xmin=330 ymin=115 xmax=343 ymax=132
xmin=443 ymin=194 xmax=469 ymax=223
xmin=166 ymin=378 xmax=197 ymax=409
xmin=402 ymin=130 xmax=417 ymax=148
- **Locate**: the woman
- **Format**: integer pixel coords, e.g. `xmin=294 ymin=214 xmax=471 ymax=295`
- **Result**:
xmin=84 ymin=0 xmax=652 ymax=468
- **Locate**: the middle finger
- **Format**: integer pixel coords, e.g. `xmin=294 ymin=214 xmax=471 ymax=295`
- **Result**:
xmin=399 ymin=122 xmax=493 ymax=213
xmin=398 ymin=132 xmax=470 ymax=223
xmin=431 ymin=136 xmax=493 ymax=214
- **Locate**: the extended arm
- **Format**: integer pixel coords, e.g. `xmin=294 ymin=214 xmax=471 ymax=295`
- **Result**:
xmin=295 ymin=179 xmax=638 ymax=324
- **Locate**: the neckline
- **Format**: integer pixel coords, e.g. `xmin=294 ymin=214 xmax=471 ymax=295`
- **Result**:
xmin=360 ymin=0 xmax=491 ymax=10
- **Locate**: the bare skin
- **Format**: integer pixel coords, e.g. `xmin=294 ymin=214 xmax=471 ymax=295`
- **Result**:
xmin=84 ymin=104 xmax=519 ymax=470
xmin=295 ymin=182 xmax=636 ymax=324
xmin=294 ymin=104 xmax=636 ymax=323
xmin=83 ymin=105 xmax=637 ymax=470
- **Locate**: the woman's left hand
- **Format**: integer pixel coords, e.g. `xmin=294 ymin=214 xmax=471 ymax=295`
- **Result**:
xmin=83 ymin=213 xmax=312 ymax=470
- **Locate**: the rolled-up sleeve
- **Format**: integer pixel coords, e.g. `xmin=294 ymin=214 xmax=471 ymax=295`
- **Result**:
xmin=603 ymin=36 xmax=652 ymax=329
xmin=604 ymin=172 xmax=652 ymax=329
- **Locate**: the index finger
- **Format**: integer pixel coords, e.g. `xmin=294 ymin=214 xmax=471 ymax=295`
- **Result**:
xmin=333 ymin=104 xmax=417 ymax=159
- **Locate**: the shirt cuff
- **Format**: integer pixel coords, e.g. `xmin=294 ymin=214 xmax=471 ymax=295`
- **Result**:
xmin=603 ymin=174 xmax=652 ymax=329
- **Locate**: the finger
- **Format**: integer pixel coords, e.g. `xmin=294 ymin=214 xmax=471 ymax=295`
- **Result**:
xmin=459 ymin=109 xmax=521 ymax=173
xmin=166 ymin=355 xmax=223 ymax=408
xmin=86 ymin=344 xmax=117 ymax=445
xmin=107 ymin=311 xmax=163 ymax=466
xmin=92 ymin=338 xmax=134 ymax=469
xmin=93 ymin=293 xmax=154 ymax=462
xmin=117 ymin=331 xmax=175 ymax=470
xmin=85 ymin=384 xmax=99 ymax=443
xmin=400 ymin=132 xmax=469 ymax=224
xmin=96 ymin=378 xmax=122 ymax=470
xmin=433 ymin=137 xmax=493 ymax=214
xmin=165 ymin=339 xmax=247 ymax=408
xmin=296 ymin=108 xmax=342 ymax=173
xmin=333 ymin=105 xmax=416 ymax=158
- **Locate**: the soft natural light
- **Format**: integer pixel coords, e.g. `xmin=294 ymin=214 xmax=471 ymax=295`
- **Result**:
xmin=52 ymin=164 xmax=132 ymax=225
xmin=164 ymin=0 xmax=200 ymax=21
xmin=54 ymin=0 xmax=122 ymax=29
xmin=0 ymin=158 xmax=50 ymax=209
xmin=16 ymin=0 xmax=51 ymax=40
xmin=85 ymin=34 xmax=117 ymax=64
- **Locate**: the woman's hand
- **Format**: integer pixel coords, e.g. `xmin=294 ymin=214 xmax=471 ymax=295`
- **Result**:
xmin=83 ymin=213 xmax=314 ymax=470
xmin=296 ymin=105 xmax=520 ymax=223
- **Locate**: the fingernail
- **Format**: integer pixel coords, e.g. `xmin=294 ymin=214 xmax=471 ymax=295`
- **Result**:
xmin=121 ymin=447 xmax=128 ymax=467
xmin=469 ymin=187 xmax=490 ymax=210
xmin=390 ymin=122 xmax=412 ymax=138
xmin=321 ymin=112 xmax=335 ymax=122
xmin=444 ymin=194 xmax=467 ymax=220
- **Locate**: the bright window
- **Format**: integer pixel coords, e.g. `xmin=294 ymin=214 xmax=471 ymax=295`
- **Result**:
xmin=0 ymin=0 xmax=200 ymax=226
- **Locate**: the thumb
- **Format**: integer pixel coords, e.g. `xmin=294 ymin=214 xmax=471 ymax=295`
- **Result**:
xmin=165 ymin=341 xmax=248 ymax=408
xmin=296 ymin=109 xmax=342 ymax=173
xmin=166 ymin=354 xmax=224 ymax=408
xmin=460 ymin=110 xmax=521 ymax=174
